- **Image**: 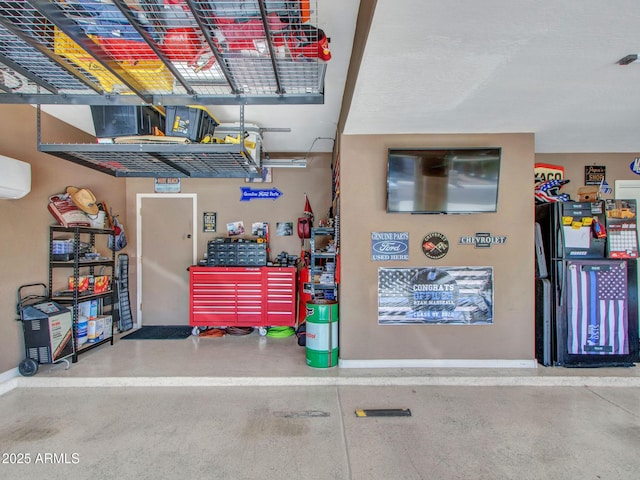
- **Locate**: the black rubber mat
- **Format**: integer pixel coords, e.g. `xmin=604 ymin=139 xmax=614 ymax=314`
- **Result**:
xmin=121 ymin=326 xmax=192 ymax=340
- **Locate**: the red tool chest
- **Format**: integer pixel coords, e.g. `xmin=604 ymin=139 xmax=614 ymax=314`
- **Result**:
xmin=189 ymin=266 xmax=296 ymax=327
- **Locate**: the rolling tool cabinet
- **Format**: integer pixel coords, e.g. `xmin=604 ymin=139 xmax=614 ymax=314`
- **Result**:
xmin=189 ymin=266 xmax=296 ymax=329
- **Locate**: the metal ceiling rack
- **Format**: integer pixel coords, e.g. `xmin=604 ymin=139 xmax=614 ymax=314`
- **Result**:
xmin=0 ymin=0 xmax=327 ymax=105
xmin=37 ymin=103 xmax=263 ymax=178
xmin=0 ymin=1 xmax=330 ymax=178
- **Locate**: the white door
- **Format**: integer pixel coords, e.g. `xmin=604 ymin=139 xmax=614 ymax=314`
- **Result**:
xmin=614 ymin=180 xmax=640 ymax=328
xmin=137 ymin=194 xmax=197 ymax=327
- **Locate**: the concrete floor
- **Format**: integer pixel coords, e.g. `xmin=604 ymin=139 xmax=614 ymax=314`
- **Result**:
xmin=1 ymin=332 xmax=640 ymax=479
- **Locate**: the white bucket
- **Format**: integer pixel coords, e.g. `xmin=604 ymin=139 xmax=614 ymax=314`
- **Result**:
xmin=89 ymin=211 xmax=106 ymax=229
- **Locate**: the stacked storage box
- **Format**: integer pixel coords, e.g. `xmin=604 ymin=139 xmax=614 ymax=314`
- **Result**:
xmin=207 ymin=241 xmax=267 ymax=267
xmin=52 ymin=239 xmax=74 ymax=261
xmin=91 ymin=105 xmax=166 ymax=139
xmin=164 ymin=106 xmax=219 ymax=142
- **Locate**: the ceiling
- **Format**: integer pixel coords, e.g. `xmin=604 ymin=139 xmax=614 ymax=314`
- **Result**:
xmin=38 ymin=1 xmax=640 ymax=155
xmin=343 ymin=0 xmax=640 ymax=154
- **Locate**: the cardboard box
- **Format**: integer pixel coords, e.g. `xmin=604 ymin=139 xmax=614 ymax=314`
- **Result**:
xmin=87 ymin=317 xmax=104 ymax=343
xmin=78 ymin=300 xmax=98 ymax=320
xmin=93 ymin=275 xmax=109 ymax=294
xmin=69 ymin=276 xmax=90 ymax=292
xmin=100 ymin=315 xmax=113 ymax=340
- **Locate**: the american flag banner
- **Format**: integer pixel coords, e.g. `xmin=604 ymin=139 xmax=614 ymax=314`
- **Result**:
xmin=378 ymin=267 xmax=493 ymax=325
xmin=598 ymin=178 xmax=612 ymax=195
xmin=566 ymin=261 xmax=629 ymax=355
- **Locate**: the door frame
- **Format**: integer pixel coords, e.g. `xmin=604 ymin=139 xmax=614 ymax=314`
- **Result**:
xmin=136 ymin=193 xmax=198 ymax=328
xmin=614 ymin=180 xmax=640 ymax=194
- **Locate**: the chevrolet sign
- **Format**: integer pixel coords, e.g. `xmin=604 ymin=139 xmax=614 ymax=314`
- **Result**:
xmin=459 ymin=232 xmax=507 ymax=248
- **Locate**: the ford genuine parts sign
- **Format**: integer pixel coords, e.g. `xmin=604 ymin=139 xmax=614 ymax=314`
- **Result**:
xmin=371 ymin=232 xmax=409 ymax=261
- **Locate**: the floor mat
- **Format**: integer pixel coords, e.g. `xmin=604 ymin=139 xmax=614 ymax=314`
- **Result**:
xmin=121 ymin=326 xmax=192 ymax=340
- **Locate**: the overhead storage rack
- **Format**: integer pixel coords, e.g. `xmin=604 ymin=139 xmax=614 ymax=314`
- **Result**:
xmin=38 ymin=141 xmax=260 ymax=177
xmin=37 ymin=107 xmax=264 ymax=177
xmin=0 ymin=0 xmax=327 ymax=105
xmin=0 ymin=1 xmax=329 ymax=177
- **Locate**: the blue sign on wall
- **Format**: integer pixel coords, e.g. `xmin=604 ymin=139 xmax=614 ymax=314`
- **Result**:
xmin=240 ymin=187 xmax=283 ymax=201
xmin=371 ymin=232 xmax=409 ymax=261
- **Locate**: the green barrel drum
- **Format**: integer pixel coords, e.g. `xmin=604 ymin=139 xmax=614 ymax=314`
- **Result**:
xmin=305 ymin=300 xmax=339 ymax=368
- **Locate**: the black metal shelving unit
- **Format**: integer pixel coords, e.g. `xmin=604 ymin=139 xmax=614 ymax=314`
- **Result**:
xmin=49 ymin=225 xmax=116 ymax=362
xmin=309 ymin=226 xmax=337 ymax=301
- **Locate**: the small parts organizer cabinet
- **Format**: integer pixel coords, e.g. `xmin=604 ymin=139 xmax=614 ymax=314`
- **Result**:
xmin=309 ymin=227 xmax=337 ymax=300
xmin=189 ymin=266 xmax=296 ymax=328
xmin=49 ymin=226 xmax=115 ymax=362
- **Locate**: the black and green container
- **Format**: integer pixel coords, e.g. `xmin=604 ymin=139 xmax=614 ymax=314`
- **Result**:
xmin=164 ymin=106 xmax=219 ymax=142
xmin=305 ymin=300 xmax=338 ymax=368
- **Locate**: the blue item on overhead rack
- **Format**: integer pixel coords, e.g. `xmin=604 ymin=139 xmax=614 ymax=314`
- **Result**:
xmin=73 ymin=0 xmax=159 ymax=42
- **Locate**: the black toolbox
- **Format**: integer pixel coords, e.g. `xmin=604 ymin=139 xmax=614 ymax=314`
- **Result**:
xmin=91 ymin=105 xmax=166 ymax=138
xmin=164 ymin=106 xmax=219 ymax=142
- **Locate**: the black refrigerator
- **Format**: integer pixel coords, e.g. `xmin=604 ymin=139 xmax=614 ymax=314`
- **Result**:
xmin=535 ymin=201 xmax=639 ymax=367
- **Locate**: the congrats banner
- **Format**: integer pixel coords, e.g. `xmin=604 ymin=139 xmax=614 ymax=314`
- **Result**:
xmin=378 ymin=267 xmax=494 ymax=325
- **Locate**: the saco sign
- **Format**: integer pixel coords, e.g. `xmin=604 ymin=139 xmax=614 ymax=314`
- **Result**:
xmin=535 ymin=163 xmax=564 ymax=183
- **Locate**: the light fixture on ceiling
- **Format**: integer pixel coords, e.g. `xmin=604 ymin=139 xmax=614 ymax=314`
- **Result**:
xmin=262 ymin=158 xmax=307 ymax=168
xmin=617 ymin=54 xmax=638 ymax=65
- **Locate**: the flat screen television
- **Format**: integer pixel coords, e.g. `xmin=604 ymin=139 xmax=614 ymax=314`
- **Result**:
xmin=386 ymin=147 xmax=501 ymax=214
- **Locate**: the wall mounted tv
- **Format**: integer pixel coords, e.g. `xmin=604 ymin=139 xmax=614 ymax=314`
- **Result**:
xmin=386 ymin=148 xmax=501 ymax=214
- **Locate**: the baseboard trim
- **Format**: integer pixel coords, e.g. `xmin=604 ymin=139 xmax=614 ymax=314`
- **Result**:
xmin=9 ymin=374 xmax=640 ymax=388
xmin=338 ymin=359 xmax=538 ymax=369
xmin=0 ymin=367 xmax=20 ymax=396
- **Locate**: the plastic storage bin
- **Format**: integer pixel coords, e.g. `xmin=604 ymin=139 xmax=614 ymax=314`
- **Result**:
xmin=91 ymin=105 xmax=166 ymax=138
xmin=164 ymin=106 xmax=219 ymax=142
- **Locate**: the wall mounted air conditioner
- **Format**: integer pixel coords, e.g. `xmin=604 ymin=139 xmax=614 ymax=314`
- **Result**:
xmin=0 ymin=155 xmax=31 ymax=199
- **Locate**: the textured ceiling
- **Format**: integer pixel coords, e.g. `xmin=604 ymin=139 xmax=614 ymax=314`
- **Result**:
xmin=45 ymin=1 xmax=640 ymax=155
xmin=345 ymin=0 xmax=640 ymax=153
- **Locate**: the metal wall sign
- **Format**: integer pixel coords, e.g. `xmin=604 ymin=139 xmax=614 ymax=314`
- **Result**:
xmin=535 ymin=163 xmax=564 ymax=183
xmin=584 ymin=165 xmax=606 ymax=185
xmin=631 ymin=157 xmax=640 ymax=175
xmin=459 ymin=232 xmax=508 ymax=248
xmin=371 ymin=232 xmax=409 ymax=261
xmin=154 ymin=177 xmax=181 ymax=193
xmin=203 ymin=212 xmax=216 ymax=233
xmin=240 ymin=187 xmax=283 ymax=201
xmin=378 ymin=267 xmax=494 ymax=325
xmin=421 ymin=232 xmax=449 ymax=259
